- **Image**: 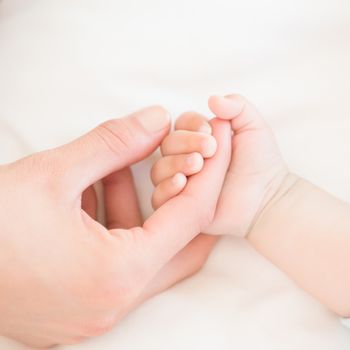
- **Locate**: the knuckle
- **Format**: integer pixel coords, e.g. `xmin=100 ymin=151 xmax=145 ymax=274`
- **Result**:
xmin=94 ymin=119 xmax=137 ymax=156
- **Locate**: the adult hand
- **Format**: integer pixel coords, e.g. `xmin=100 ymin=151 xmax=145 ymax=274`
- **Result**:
xmin=0 ymin=106 xmax=231 ymax=347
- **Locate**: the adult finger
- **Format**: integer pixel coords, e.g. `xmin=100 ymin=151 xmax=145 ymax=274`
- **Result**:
xmin=138 ymin=234 xmax=219 ymax=301
xmin=103 ymin=167 xmax=143 ymax=230
xmin=81 ymin=186 xmax=97 ymax=220
xmin=49 ymin=106 xmax=170 ymax=198
xmin=111 ymin=118 xmax=231 ymax=276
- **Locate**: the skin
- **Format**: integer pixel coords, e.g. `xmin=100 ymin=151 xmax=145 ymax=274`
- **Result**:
xmin=152 ymin=94 xmax=350 ymax=318
xmin=0 ymin=106 xmax=232 ymax=348
xmin=152 ymin=95 xmax=288 ymax=237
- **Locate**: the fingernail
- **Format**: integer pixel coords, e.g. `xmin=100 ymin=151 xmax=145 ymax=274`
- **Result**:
xmin=219 ymin=95 xmax=244 ymax=118
xmin=201 ymin=137 xmax=217 ymax=158
xmin=172 ymin=173 xmax=187 ymax=186
xmin=186 ymin=152 xmax=198 ymax=166
xmin=137 ymin=106 xmax=170 ymax=133
xmin=197 ymin=122 xmax=212 ymax=134
xmin=186 ymin=152 xmax=204 ymax=172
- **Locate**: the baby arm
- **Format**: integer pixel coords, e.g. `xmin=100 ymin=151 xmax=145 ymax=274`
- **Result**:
xmin=210 ymin=95 xmax=350 ymax=317
xmin=248 ymin=174 xmax=350 ymax=317
xmin=152 ymin=94 xmax=350 ymax=317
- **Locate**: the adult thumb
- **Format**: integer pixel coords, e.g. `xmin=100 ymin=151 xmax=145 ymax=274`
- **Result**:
xmin=53 ymin=106 xmax=170 ymax=195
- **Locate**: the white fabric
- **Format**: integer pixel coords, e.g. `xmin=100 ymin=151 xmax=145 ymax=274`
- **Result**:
xmin=342 ymin=319 xmax=350 ymax=329
xmin=0 ymin=0 xmax=350 ymax=349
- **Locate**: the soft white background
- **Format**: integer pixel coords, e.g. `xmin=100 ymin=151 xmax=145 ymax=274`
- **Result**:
xmin=0 ymin=0 xmax=350 ymax=349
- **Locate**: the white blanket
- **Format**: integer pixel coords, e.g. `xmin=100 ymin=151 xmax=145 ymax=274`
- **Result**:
xmin=0 ymin=0 xmax=350 ymax=349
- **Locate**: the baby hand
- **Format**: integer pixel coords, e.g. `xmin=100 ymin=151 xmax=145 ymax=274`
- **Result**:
xmin=151 ymin=115 xmax=217 ymax=208
xmin=152 ymin=94 xmax=288 ymax=237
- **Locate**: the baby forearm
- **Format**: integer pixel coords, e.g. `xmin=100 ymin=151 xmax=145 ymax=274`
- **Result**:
xmin=247 ymin=175 xmax=350 ymax=317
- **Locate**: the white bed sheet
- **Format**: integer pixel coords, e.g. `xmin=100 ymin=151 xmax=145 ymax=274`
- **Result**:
xmin=0 ymin=0 xmax=350 ymax=349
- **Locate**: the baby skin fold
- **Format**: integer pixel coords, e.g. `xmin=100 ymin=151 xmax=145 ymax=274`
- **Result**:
xmin=151 ymin=94 xmax=350 ymax=318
